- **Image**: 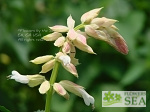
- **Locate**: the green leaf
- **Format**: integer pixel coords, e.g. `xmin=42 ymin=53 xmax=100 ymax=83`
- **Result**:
xmin=0 ymin=106 xmax=11 ymax=112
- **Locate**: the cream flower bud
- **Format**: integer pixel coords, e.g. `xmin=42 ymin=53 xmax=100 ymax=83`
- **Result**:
xmin=49 ymin=25 xmax=69 ymax=32
xmin=53 ymin=83 xmax=69 ymax=100
xmin=27 ymin=75 xmax=45 ymax=87
xmin=67 ymin=15 xmax=75 ymax=29
xmin=42 ymin=32 xmax=62 ymax=41
xmin=9 ymin=70 xmax=29 ymax=84
xmin=54 ymin=36 xmax=65 ymax=47
xmin=85 ymin=25 xmax=99 ymax=39
xmin=39 ymin=80 xmax=50 ymax=94
xmin=30 ymin=55 xmax=54 ymax=64
xmin=81 ymin=8 xmax=103 ymax=23
xmin=59 ymin=80 xmax=94 ymax=106
xmin=40 ymin=59 xmax=55 ymax=73
xmin=91 ymin=17 xmax=118 ymax=28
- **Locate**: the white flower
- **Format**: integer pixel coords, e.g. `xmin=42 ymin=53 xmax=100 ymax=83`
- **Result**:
xmin=78 ymin=88 xmax=95 ymax=106
xmin=59 ymin=55 xmax=71 ymax=66
xmin=8 ymin=71 xmax=46 ymax=88
xmin=59 ymin=80 xmax=95 ymax=106
xmin=9 ymin=70 xmax=29 ymax=84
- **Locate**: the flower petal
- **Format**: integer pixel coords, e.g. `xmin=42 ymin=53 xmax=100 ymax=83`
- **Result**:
xmin=67 ymin=15 xmax=75 ymax=29
xmin=59 ymin=80 xmax=83 ymax=97
xmin=104 ymin=27 xmax=128 ymax=54
xmin=91 ymin=17 xmax=118 ymax=28
xmin=42 ymin=32 xmax=62 ymax=41
xmin=40 ymin=59 xmax=55 ymax=73
xmin=30 ymin=55 xmax=54 ymax=64
xmin=78 ymin=88 xmax=95 ymax=106
xmin=81 ymin=8 xmax=103 ymax=23
xmin=53 ymin=83 xmax=69 ymax=100
xmin=62 ymin=41 xmax=71 ymax=53
xmin=39 ymin=80 xmax=50 ymax=94
xmin=63 ymin=63 xmax=78 ymax=77
xmin=73 ymin=37 xmax=96 ymax=54
xmin=77 ymin=33 xmax=87 ymax=45
xmin=54 ymin=36 xmax=65 ymax=47
xmin=27 ymin=75 xmax=45 ymax=87
xmin=58 ymin=55 xmax=71 ymax=66
xmin=49 ymin=25 xmax=69 ymax=32
xmin=67 ymin=29 xmax=77 ymax=41
xmin=8 ymin=70 xmax=29 ymax=84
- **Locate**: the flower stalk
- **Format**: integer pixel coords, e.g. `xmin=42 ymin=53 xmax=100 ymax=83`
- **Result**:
xmin=45 ymin=61 xmax=60 ymax=112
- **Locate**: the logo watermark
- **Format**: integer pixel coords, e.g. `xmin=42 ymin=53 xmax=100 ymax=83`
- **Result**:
xmin=102 ymin=91 xmax=146 ymax=107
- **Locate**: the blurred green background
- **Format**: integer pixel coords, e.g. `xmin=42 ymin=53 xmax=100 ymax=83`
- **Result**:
xmin=0 ymin=0 xmax=150 ymax=112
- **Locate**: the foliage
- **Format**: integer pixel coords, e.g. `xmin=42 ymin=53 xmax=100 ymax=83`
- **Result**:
xmin=0 ymin=0 xmax=150 ymax=112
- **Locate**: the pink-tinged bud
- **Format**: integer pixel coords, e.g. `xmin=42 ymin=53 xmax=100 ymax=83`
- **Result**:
xmin=91 ymin=17 xmax=118 ymax=28
xmin=73 ymin=34 xmax=96 ymax=54
xmin=53 ymin=83 xmax=69 ymax=100
xmin=42 ymin=32 xmax=62 ymax=41
xmin=67 ymin=15 xmax=75 ymax=29
xmin=63 ymin=63 xmax=78 ymax=78
xmin=59 ymin=80 xmax=95 ymax=106
xmin=77 ymin=33 xmax=87 ymax=45
xmin=85 ymin=25 xmax=99 ymax=39
xmin=49 ymin=25 xmax=69 ymax=32
xmin=77 ymin=30 xmax=89 ymax=39
xmin=113 ymin=36 xmax=128 ymax=55
xmin=59 ymin=80 xmax=83 ymax=97
xmin=40 ymin=59 xmax=55 ymax=73
xmin=81 ymin=8 xmax=103 ymax=23
xmin=54 ymin=36 xmax=65 ymax=47
xmin=30 ymin=55 xmax=54 ymax=64
xmin=39 ymin=80 xmax=50 ymax=94
xmin=106 ymin=27 xmax=128 ymax=54
xmin=62 ymin=42 xmax=71 ymax=53
xmin=67 ymin=29 xmax=77 ymax=41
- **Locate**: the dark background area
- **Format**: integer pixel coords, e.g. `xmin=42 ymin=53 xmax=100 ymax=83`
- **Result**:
xmin=0 ymin=0 xmax=150 ymax=112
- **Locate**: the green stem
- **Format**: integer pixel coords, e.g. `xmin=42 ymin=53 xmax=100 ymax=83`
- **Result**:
xmin=74 ymin=23 xmax=85 ymax=31
xmin=45 ymin=61 xmax=60 ymax=112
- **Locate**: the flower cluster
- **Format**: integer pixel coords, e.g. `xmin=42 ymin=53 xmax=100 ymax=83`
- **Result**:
xmin=8 ymin=8 xmax=128 ymax=109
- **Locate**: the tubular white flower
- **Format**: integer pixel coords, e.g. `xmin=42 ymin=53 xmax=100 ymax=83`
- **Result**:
xmin=9 ymin=70 xmax=29 ymax=84
xmin=59 ymin=55 xmax=71 ymax=66
xmin=59 ymin=80 xmax=94 ymax=106
xmin=78 ymin=88 xmax=95 ymax=106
